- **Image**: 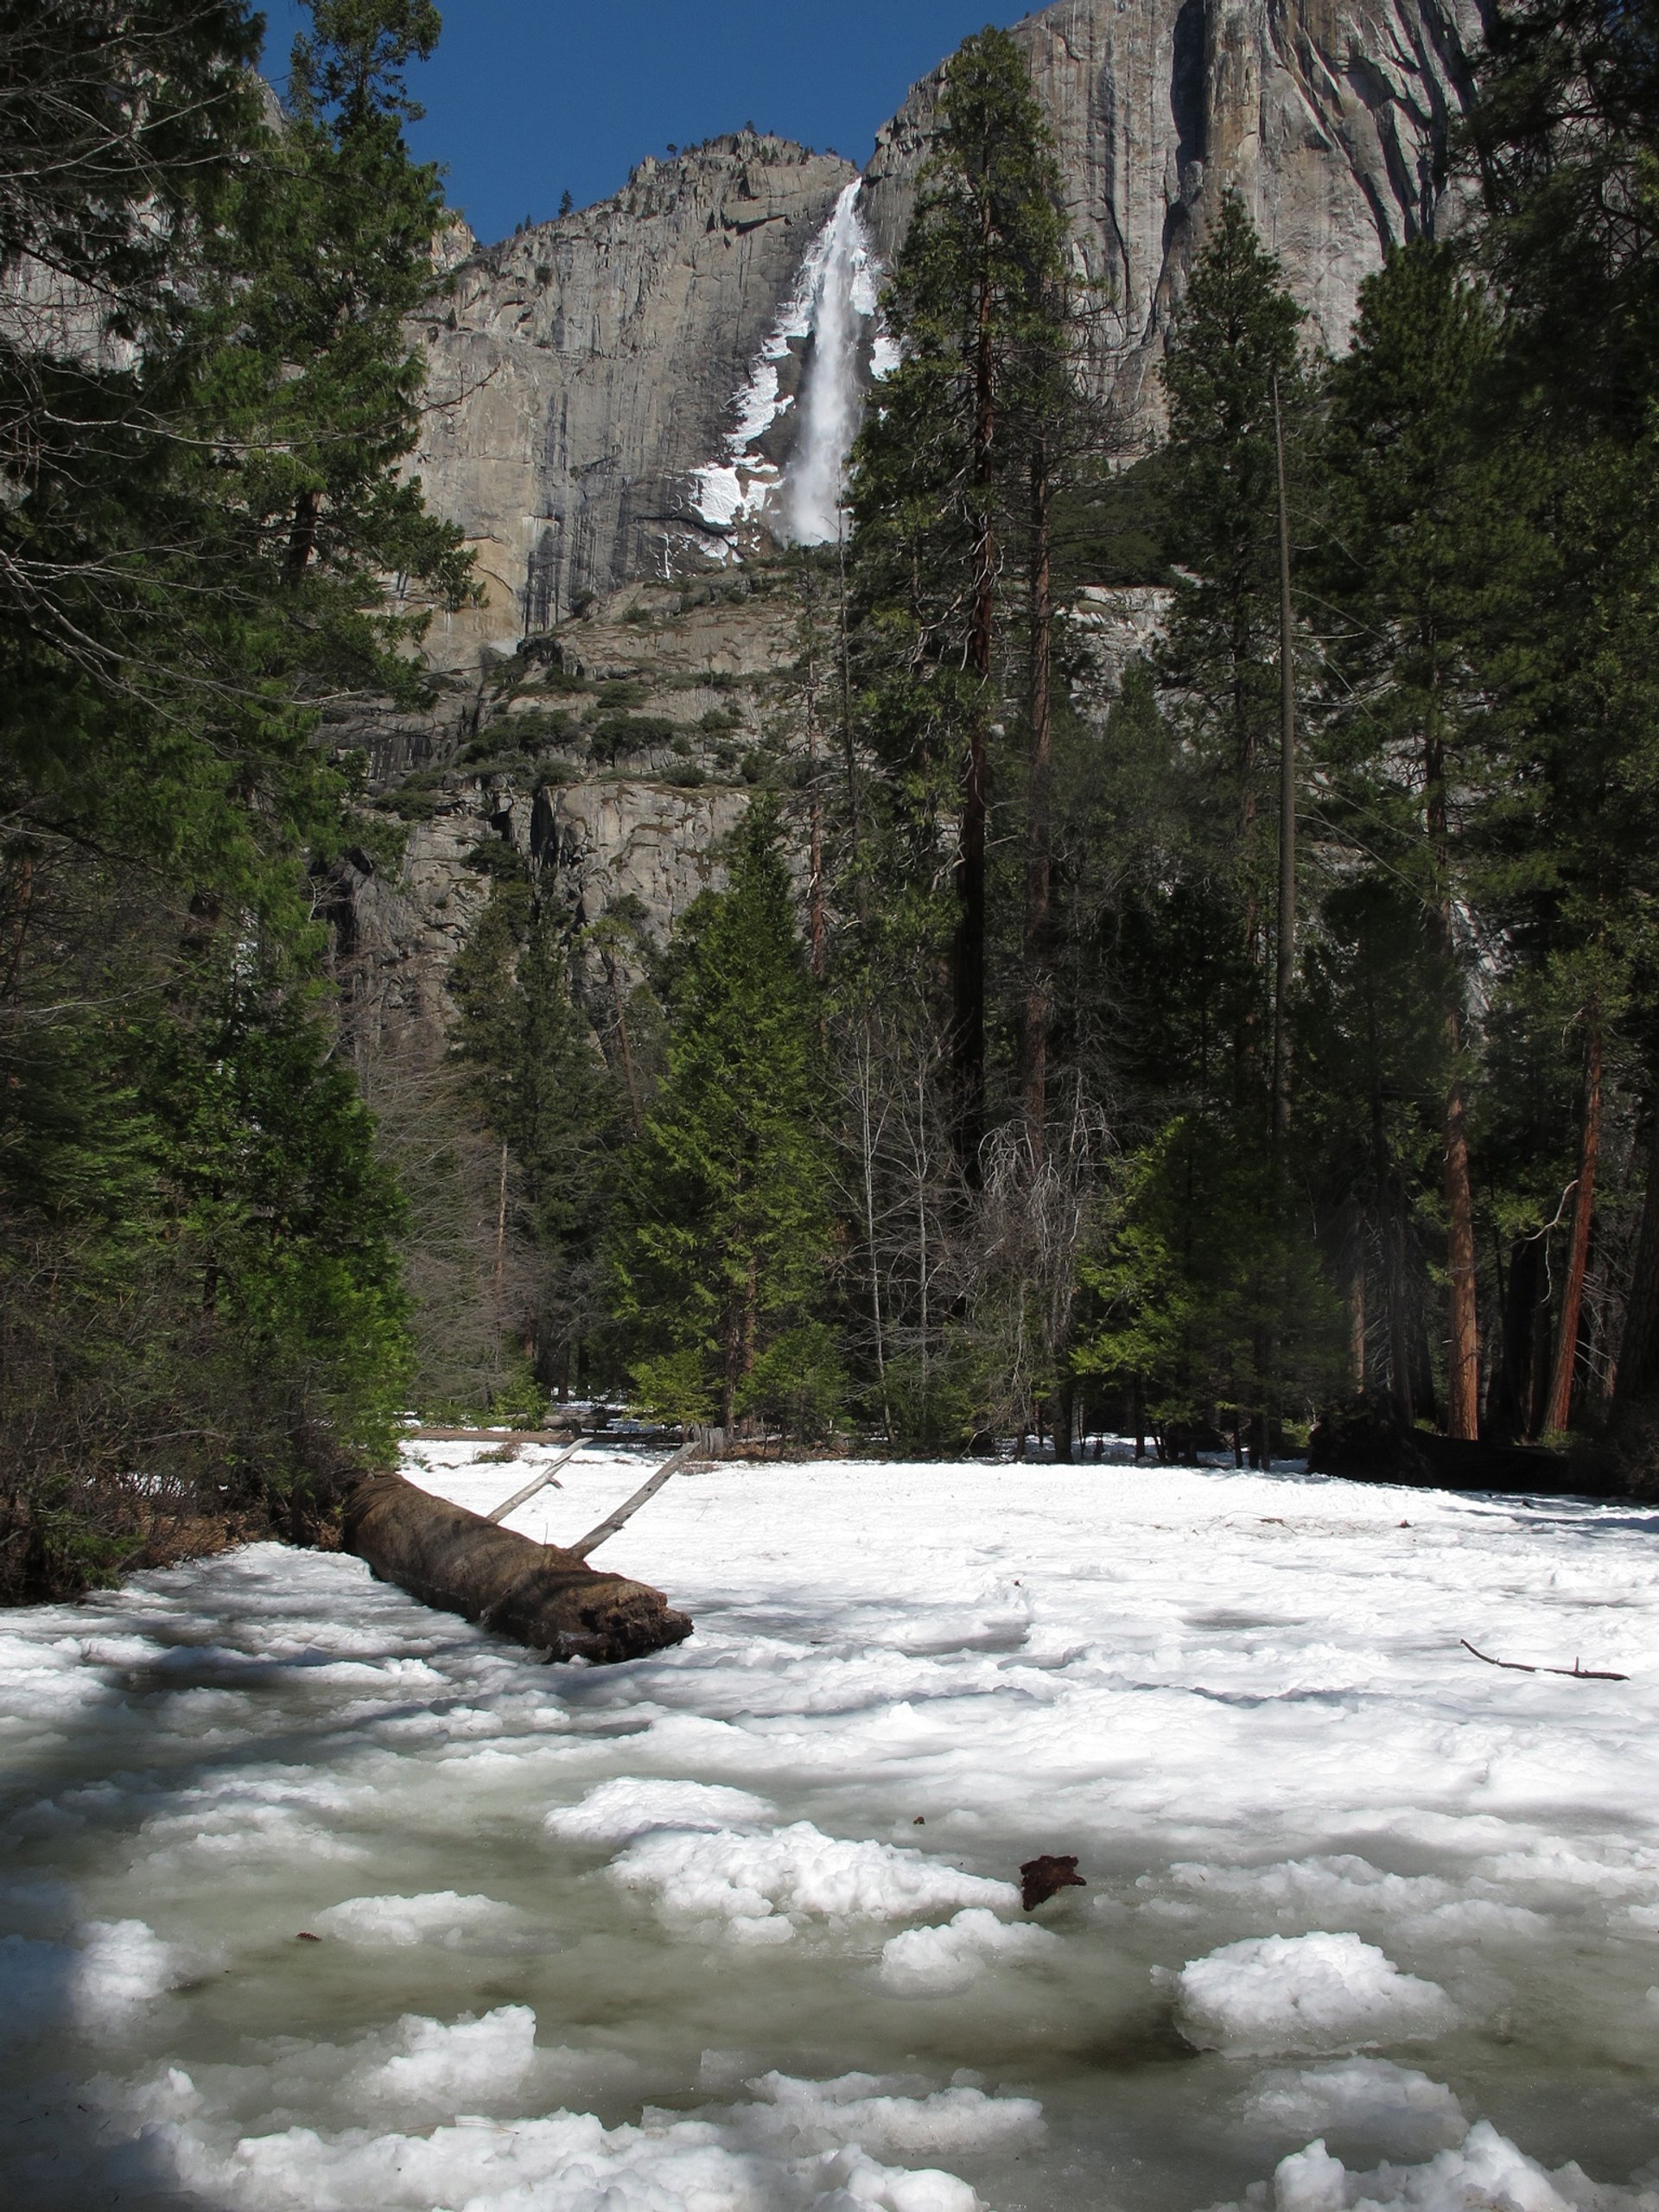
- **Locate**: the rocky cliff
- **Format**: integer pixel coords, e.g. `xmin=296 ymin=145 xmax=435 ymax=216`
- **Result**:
xmin=349 ymin=0 xmax=1484 ymax=1047
xmin=406 ymin=0 xmax=1482 ymax=652
xmin=863 ymin=0 xmax=1483 ymax=430
xmin=409 ymin=133 xmax=855 ymax=670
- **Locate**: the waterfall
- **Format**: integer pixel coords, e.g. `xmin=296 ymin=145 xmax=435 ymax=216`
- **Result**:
xmin=779 ymin=182 xmax=884 ymax=546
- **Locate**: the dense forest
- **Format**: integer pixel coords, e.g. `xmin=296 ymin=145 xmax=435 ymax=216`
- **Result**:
xmin=8 ymin=0 xmax=1659 ymax=1599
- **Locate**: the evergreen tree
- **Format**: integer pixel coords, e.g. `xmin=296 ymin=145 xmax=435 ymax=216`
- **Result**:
xmin=849 ymin=28 xmax=1068 ymax=1154
xmin=609 ymin=801 xmax=833 ymax=1432
xmin=0 ymin=0 xmax=473 ymax=1592
xmin=448 ymin=867 xmax=623 ymax=1406
xmin=1315 ymin=241 xmax=1507 ymax=1436
xmin=1157 ymin=192 xmax=1309 ymax=1079
xmin=1137 ymin=196 xmax=1319 ymax=1459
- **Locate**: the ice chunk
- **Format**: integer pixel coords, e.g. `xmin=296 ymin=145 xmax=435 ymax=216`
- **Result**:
xmin=0 ymin=1916 xmax=182 ymax=2037
xmin=1274 ymin=2138 xmax=1348 ymax=2212
xmin=313 ymin=1892 xmax=518 ymax=1948
xmin=1241 ymin=2056 xmax=1467 ymax=2156
xmin=143 ymin=2057 xmax=1017 ymax=2210
xmin=545 ymin=1776 xmax=774 ymax=1843
xmin=612 ymin=1821 xmax=1019 ymax=1942
xmin=1210 ymin=2121 xmax=1605 ymax=2212
xmin=1154 ymin=1855 xmax=1548 ymax=1943
xmin=879 ymin=1908 xmax=1060 ymax=1996
xmin=349 ymin=2005 xmax=538 ymax=2107
xmin=741 ymin=2069 xmax=1045 ymax=2158
xmin=1173 ymin=1932 xmax=1457 ymax=2056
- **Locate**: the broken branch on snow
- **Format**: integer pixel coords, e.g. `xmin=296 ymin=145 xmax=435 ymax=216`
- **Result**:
xmin=1460 ymin=1639 xmax=1628 ymax=1681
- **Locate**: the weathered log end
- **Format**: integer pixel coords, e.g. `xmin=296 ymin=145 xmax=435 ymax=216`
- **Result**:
xmin=346 ymin=1471 xmax=693 ymax=1665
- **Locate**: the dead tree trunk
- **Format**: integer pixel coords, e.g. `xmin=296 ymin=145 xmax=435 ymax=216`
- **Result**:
xmin=346 ymin=1472 xmax=691 ymax=1664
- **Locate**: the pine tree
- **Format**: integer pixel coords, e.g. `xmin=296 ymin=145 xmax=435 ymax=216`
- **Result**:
xmin=449 ymin=872 xmax=623 ymax=1403
xmin=0 ymin=1 xmax=474 ymax=1590
xmin=1316 ymin=241 xmax=1505 ymax=1437
xmin=1157 ymin=192 xmax=1308 ymax=1080
xmin=849 ymin=28 xmax=1068 ymax=1156
xmin=609 ymin=801 xmax=832 ymax=1431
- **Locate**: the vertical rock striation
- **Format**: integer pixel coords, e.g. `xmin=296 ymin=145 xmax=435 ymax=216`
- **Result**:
xmin=861 ymin=0 xmax=1483 ymax=440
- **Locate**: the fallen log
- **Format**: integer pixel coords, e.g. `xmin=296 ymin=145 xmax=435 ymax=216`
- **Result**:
xmin=345 ymin=1471 xmax=692 ymax=1665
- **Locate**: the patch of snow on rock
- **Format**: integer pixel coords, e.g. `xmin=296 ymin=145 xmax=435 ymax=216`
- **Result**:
xmin=1173 ymin=1931 xmax=1458 ymax=2056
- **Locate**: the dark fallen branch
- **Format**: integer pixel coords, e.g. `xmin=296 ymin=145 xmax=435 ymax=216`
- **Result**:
xmin=1460 ymin=1638 xmax=1628 ymax=1681
xmin=346 ymin=1471 xmax=691 ymax=1665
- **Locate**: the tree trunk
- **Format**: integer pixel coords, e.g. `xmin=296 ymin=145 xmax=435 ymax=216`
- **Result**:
xmin=493 ymin=1137 xmax=509 ymax=1305
xmin=346 ymin=1472 xmax=691 ymax=1664
xmin=1442 ymin=1069 xmax=1480 ymax=1437
xmin=1544 ymin=1009 xmax=1604 ymax=1434
xmin=1270 ymin=372 xmax=1297 ymax=1145
xmin=1020 ymin=437 xmax=1053 ymax=1154
xmin=954 ymin=204 xmax=998 ymax=1167
xmin=1427 ymin=726 xmax=1479 ymax=1440
xmin=1488 ymin=1231 xmax=1547 ymax=1443
xmin=287 ymin=486 xmax=321 ymax=576
xmin=1617 ymin=1108 xmax=1659 ymax=1402
xmin=1348 ymin=1246 xmax=1367 ymax=1391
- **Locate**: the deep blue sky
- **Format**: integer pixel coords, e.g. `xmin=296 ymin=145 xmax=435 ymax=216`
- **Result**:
xmin=257 ymin=3 xmax=1027 ymax=244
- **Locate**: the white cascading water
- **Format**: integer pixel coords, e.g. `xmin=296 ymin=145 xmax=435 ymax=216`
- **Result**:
xmin=779 ymin=181 xmax=885 ymax=545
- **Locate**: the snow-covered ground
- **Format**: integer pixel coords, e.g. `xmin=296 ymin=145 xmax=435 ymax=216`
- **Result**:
xmin=3 ymin=1446 xmax=1659 ymax=2211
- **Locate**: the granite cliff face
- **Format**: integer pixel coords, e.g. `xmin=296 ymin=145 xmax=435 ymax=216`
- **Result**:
xmin=409 ymin=134 xmax=855 ymax=670
xmin=407 ymin=0 xmax=1482 ymax=654
xmin=353 ymin=0 xmax=1484 ymax=1041
xmin=863 ymin=0 xmax=1482 ymax=431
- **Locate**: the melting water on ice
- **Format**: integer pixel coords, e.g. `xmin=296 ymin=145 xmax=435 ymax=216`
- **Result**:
xmin=6 ymin=1451 xmax=1659 ymax=2210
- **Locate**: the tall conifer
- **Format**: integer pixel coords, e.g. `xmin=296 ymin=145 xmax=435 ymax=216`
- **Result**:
xmin=610 ymin=802 xmax=832 ymax=1430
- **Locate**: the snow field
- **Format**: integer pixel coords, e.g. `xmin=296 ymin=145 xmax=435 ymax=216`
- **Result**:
xmin=1 ymin=1448 xmax=1658 ymax=2209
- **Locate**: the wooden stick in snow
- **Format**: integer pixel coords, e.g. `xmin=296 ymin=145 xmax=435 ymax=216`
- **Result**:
xmin=1460 ymin=1639 xmax=1627 ymax=1681
xmin=570 ymin=1439 xmax=701 ymax=1560
xmin=485 ymin=1430 xmax=599 ymax=1525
